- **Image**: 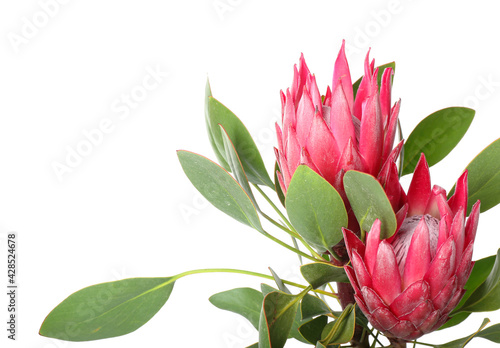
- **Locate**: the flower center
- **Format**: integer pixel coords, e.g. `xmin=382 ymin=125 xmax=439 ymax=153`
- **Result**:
xmin=391 ymin=214 xmax=440 ymax=275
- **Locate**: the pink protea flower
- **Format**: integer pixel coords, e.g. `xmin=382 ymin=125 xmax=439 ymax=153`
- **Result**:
xmin=275 ymin=41 xmax=402 ymax=208
xmin=343 ymin=154 xmax=480 ymax=340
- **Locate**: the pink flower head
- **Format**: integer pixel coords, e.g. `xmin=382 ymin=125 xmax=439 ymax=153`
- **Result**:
xmin=343 ymin=154 xmax=480 ymax=340
xmin=275 ymin=41 xmax=402 ymax=207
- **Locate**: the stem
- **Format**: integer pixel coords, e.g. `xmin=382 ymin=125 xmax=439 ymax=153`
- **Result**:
xmin=412 ymin=342 xmax=434 ymax=347
xmin=261 ymin=229 xmax=317 ymax=262
xmin=253 ymin=184 xmax=293 ymax=229
xmin=163 ymin=268 xmax=337 ymax=298
xmin=253 ymin=184 xmax=322 ymax=260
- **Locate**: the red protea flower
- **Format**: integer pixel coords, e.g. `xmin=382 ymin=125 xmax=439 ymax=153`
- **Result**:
xmin=275 ymin=41 xmax=402 ymax=205
xmin=343 ymin=154 xmax=480 ymax=340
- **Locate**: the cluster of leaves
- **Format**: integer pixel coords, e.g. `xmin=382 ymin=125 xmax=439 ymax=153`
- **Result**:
xmin=40 ymin=64 xmax=500 ymax=347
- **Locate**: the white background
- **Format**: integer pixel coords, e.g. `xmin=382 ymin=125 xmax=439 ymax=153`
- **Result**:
xmin=1 ymin=0 xmax=500 ymax=347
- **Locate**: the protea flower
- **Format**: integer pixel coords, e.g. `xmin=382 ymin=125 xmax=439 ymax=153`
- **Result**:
xmin=275 ymin=41 xmax=402 ymax=207
xmin=343 ymin=154 xmax=480 ymax=340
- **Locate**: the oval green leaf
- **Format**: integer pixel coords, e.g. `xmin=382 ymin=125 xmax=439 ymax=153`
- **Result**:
xmin=39 ymin=277 xmax=174 ymax=341
xmin=299 ymin=316 xmax=329 ymax=344
xmin=219 ymin=125 xmax=259 ymax=209
xmin=433 ymin=318 xmax=490 ymax=348
xmin=320 ymin=303 xmax=355 ymax=345
xmin=286 ymin=166 xmax=348 ymax=253
xmin=258 ymin=291 xmax=302 ymax=348
xmin=460 ymin=249 xmax=500 ymax=313
xmin=301 ymin=294 xmax=331 ymax=321
xmin=205 ymin=79 xmax=273 ymax=188
xmin=343 ymin=170 xmax=397 ymax=238
xmin=177 ymin=150 xmax=263 ymax=232
xmin=454 ymin=138 xmax=500 ymax=214
xmin=402 ymin=107 xmax=475 ymax=176
xmin=301 ymin=262 xmax=349 ymax=289
xmin=209 ymin=287 xmax=263 ymax=329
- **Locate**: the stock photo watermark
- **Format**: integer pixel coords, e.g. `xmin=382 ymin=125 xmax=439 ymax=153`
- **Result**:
xmin=7 ymin=0 xmax=71 ymax=54
xmin=344 ymin=0 xmax=414 ymax=59
xmin=51 ymin=64 xmax=169 ymax=182
xmin=212 ymin=0 xmax=243 ymax=21
xmin=461 ymin=74 xmax=500 ymax=109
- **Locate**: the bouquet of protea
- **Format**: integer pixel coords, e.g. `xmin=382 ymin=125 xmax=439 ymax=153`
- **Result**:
xmin=40 ymin=41 xmax=500 ymax=347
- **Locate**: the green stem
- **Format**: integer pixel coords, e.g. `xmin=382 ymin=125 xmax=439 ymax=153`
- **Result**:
xmin=164 ymin=268 xmax=336 ymax=298
xmin=369 ymin=328 xmax=385 ymax=348
xmin=253 ymin=184 xmax=292 ymax=228
xmin=261 ymin=229 xmax=317 ymax=262
xmin=253 ymin=184 xmax=322 ymax=260
xmin=411 ymin=342 xmax=434 ymax=347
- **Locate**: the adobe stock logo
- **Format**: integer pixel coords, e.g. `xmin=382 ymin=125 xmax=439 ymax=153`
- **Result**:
xmin=51 ymin=65 xmax=169 ymax=182
xmin=7 ymin=0 xmax=71 ymax=54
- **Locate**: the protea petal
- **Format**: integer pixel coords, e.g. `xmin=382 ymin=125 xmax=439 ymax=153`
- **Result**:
xmin=448 ymin=171 xmax=468 ymax=218
xmin=379 ymin=67 xmax=393 ymax=127
xmin=365 ymin=219 xmax=382 ymax=276
xmin=308 ymin=75 xmax=323 ymax=116
xmin=351 ymin=249 xmax=372 ymax=289
xmin=343 ymin=227 xmax=366 ymax=260
xmin=330 ymin=83 xmax=356 ymax=152
xmin=353 ymin=50 xmax=373 ymax=120
xmin=305 ymin=110 xmax=339 ymax=184
xmin=333 ymin=40 xmax=353 ymax=113
xmin=400 ymin=300 xmax=433 ymax=329
xmin=424 ymin=185 xmax=447 ymax=219
xmin=465 ymin=201 xmax=480 ymax=247
xmin=285 ymin=125 xmax=300 ymax=175
xmin=296 ymin=87 xmax=315 ymax=145
xmin=359 ymin=91 xmax=383 ymax=175
xmin=403 ymin=218 xmax=431 ymax=289
xmin=407 ymin=154 xmax=431 ymax=216
xmin=382 ymin=99 xmax=401 ymax=164
xmin=457 ymin=244 xmax=474 ymax=288
xmin=450 ymin=209 xmax=465 ymax=264
xmin=425 ymin=236 xmax=456 ymax=299
xmin=390 ymin=280 xmax=430 ymax=317
xmin=432 ymin=276 xmax=457 ymax=311
xmin=337 ymin=137 xmax=367 ymax=173
xmin=372 ymin=241 xmax=402 ymax=305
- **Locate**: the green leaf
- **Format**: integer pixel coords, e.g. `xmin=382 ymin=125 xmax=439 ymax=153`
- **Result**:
xmin=343 ymin=170 xmax=397 ymax=238
xmin=269 ymin=268 xmax=291 ymax=294
xmin=402 ymin=107 xmax=475 ymax=176
xmin=246 ymin=344 xmax=258 ymax=348
xmin=260 ymin=284 xmax=308 ymax=344
xmin=445 ymin=254 xmax=496 ymax=327
xmin=451 ymin=138 xmax=500 ymax=214
xmin=460 ymin=249 xmax=500 ymax=313
xmin=274 ymin=162 xmax=286 ymax=207
xmin=475 ymin=323 xmax=500 ymax=344
xmin=205 ymin=79 xmax=230 ymax=170
xmin=219 ymin=125 xmax=259 ymax=208
xmin=301 ymin=294 xmax=331 ymax=321
xmin=301 ymin=262 xmax=349 ymax=289
xmin=39 ymin=278 xmax=174 ymax=341
xmin=320 ymin=303 xmax=356 ymax=345
xmin=432 ymin=318 xmax=490 ymax=348
xmin=209 ymin=287 xmax=263 ymax=329
xmin=286 ymin=166 xmax=348 ymax=253
xmin=205 ymin=80 xmax=273 ymax=187
xmin=299 ymin=316 xmax=328 ymax=344
xmin=177 ymin=150 xmax=263 ymax=232
xmin=258 ymin=291 xmax=303 ymax=348
xmin=352 ymin=62 xmax=395 ymax=98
